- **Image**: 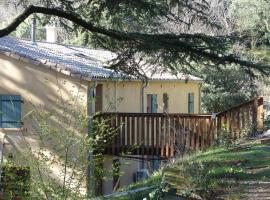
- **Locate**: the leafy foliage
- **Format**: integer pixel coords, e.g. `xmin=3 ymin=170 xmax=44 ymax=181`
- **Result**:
xmin=213 ymin=125 xmax=234 ymax=146
xmin=0 ymin=165 xmax=31 ymax=199
xmin=264 ymin=115 xmax=270 ymax=130
xmin=1 ymin=0 xmax=269 ymax=78
xmin=200 ymin=64 xmax=257 ymax=112
xmin=159 ymin=140 xmax=270 ymax=199
xmin=229 ymin=0 xmax=270 ymax=46
xmin=0 ymin=107 xmax=120 ymax=199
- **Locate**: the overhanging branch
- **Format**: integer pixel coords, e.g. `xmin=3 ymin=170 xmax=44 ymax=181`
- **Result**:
xmin=0 ymin=5 xmax=269 ymax=73
xmin=0 ymin=5 xmax=224 ymax=41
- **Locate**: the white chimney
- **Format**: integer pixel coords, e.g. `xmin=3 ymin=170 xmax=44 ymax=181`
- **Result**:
xmin=46 ymin=26 xmax=58 ymax=43
xmin=31 ymin=15 xmax=37 ymax=45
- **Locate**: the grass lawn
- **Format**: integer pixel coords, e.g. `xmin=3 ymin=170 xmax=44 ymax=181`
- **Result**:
xmin=107 ymin=138 xmax=270 ymax=200
xmin=104 ymin=171 xmax=161 ymax=200
xmin=164 ymin=138 xmax=270 ymax=199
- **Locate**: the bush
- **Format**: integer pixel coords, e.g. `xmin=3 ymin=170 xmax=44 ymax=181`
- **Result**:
xmin=264 ymin=115 xmax=270 ymax=130
xmin=0 ymin=165 xmax=30 ymax=200
xmin=214 ymin=125 xmax=234 ymax=146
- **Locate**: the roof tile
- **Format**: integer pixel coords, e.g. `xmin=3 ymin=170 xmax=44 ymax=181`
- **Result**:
xmin=0 ymin=37 xmax=202 ymax=82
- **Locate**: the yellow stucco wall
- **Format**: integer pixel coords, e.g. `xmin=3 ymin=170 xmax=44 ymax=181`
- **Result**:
xmin=0 ymin=54 xmax=202 ymax=196
xmin=0 ymin=55 xmax=88 ymax=108
xmin=96 ymin=80 xmax=201 ymax=113
xmin=0 ymin=54 xmax=89 ymax=194
xmin=0 ymin=54 xmax=88 ymax=129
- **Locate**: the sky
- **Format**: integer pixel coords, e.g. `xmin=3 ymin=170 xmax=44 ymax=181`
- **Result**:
xmin=0 ymin=1 xmax=18 ymax=21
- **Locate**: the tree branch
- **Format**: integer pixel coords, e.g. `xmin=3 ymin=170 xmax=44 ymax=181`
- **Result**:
xmin=0 ymin=5 xmax=269 ymax=73
xmin=0 ymin=5 xmax=225 ymax=41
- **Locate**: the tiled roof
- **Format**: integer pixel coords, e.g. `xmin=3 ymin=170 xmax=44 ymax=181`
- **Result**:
xmin=0 ymin=36 xmax=202 ymax=82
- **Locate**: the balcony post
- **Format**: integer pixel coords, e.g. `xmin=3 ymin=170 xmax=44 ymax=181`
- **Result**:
xmin=87 ymin=80 xmax=96 ymax=197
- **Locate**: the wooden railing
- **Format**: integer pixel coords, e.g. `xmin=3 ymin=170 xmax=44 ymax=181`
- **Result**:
xmin=216 ymin=96 xmax=264 ymax=138
xmin=98 ymin=97 xmax=264 ymax=158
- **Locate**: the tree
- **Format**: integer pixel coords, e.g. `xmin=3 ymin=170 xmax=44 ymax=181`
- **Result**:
xmin=0 ymin=1 xmax=269 ymax=78
xmin=199 ymin=65 xmax=257 ymax=113
xmin=192 ymin=0 xmax=270 ymax=113
xmin=229 ymin=0 xmax=270 ymax=47
xmin=0 ymin=101 xmax=119 ymax=199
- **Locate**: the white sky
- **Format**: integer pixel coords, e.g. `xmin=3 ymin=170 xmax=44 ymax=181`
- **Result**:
xmin=0 ymin=0 xmax=19 ymax=21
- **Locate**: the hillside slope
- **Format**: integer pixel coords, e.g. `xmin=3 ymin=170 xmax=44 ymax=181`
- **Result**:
xmin=164 ymin=138 xmax=270 ymax=200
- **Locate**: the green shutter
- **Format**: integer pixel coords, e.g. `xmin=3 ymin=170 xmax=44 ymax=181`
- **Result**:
xmin=188 ymin=93 xmax=194 ymax=114
xmin=0 ymin=95 xmax=22 ymax=128
xmin=151 ymin=94 xmax=158 ymax=113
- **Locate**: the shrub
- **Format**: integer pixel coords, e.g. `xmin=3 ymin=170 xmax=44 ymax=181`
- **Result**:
xmin=0 ymin=165 xmax=31 ymax=200
xmin=264 ymin=115 xmax=270 ymax=130
xmin=214 ymin=124 xmax=233 ymax=146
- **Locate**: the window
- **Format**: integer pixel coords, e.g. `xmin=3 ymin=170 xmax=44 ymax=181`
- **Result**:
xmin=163 ymin=93 xmax=169 ymax=113
xmin=0 ymin=95 xmax=22 ymax=128
xmin=188 ymin=93 xmax=194 ymax=114
xmin=147 ymin=94 xmax=158 ymax=113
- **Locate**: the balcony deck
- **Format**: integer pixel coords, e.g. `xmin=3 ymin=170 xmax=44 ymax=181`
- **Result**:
xmin=97 ymin=97 xmax=263 ymax=158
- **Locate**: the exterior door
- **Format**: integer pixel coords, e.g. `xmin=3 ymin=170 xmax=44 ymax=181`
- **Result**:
xmin=95 ymin=84 xmax=103 ymax=112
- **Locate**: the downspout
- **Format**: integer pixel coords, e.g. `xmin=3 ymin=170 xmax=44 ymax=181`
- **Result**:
xmin=87 ymin=80 xmax=97 ymax=197
xmin=114 ymin=81 xmax=117 ymax=112
xmin=199 ymin=83 xmax=202 ymax=114
xmin=141 ymin=80 xmax=148 ymax=113
xmin=140 ymin=80 xmax=148 ymax=169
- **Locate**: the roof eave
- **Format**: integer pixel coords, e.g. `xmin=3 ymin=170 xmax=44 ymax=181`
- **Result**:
xmin=0 ymin=49 xmax=203 ymax=83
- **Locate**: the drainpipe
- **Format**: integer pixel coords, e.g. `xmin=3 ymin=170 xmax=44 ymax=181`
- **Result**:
xmin=140 ymin=80 xmax=148 ymax=169
xmin=114 ymin=81 xmax=117 ymax=112
xmin=141 ymin=80 xmax=148 ymax=113
xmin=87 ymin=80 xmax=97 ymax=197
xmin=199 ymin=83 xmax=202 ymax=114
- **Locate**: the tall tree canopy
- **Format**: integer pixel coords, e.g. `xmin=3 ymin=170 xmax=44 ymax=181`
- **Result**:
xmin=199 ymin=65 xmax=258 ymax=112
xmin=0 ymin=0 xmax=269 ymax=78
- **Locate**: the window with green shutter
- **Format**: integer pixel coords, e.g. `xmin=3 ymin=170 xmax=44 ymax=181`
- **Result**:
xmin=188 ymin=93 xmax=194 ymax=114
xmin=0 ymin=95 xmax=22 ymax=128
xmin=147 ymin=94 xmax=158 ymax=113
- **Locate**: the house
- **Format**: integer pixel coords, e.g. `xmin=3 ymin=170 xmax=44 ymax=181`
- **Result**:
xmin=0 ymin=33 xmax=202 ymax=195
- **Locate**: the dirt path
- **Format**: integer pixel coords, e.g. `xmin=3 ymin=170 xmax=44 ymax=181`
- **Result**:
xmin=242 ymin=181 xmax=270 ymax=200
xmin=164 ymin=137 xmax=270 ymax=200
xmin=220 ymin=180 xmax=270 ymax=200
xmin=240 ymin=139 xmax=270 ymax=200
xmin=221 ymin=138 xmax=270 ymax=200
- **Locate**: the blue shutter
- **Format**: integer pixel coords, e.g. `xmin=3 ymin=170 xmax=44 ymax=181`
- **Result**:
xmin=0 ymin=95 xmax=22 ymax=128
xmin=188 ymin=93 xmax=194 ymax=114
xmin=151 ymin=94 xmax=158 ymax=113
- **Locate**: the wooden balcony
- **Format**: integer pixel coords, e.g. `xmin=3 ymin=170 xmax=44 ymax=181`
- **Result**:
xmin=97 ymin=97 xmax=264 ymax=158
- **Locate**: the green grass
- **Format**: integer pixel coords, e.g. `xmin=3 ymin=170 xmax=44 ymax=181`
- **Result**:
xmin=107 ymin=139 xmax=270 ymax=199
xmin=106 ymin=171 xmax=161 ymax=200
xmin=118 ymin=171 xmax=161 ymax=192
xmin=164 ymin=139 xmax=270 ymax=199
xmin=106 ymin=188 xmax=153 ymax=200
